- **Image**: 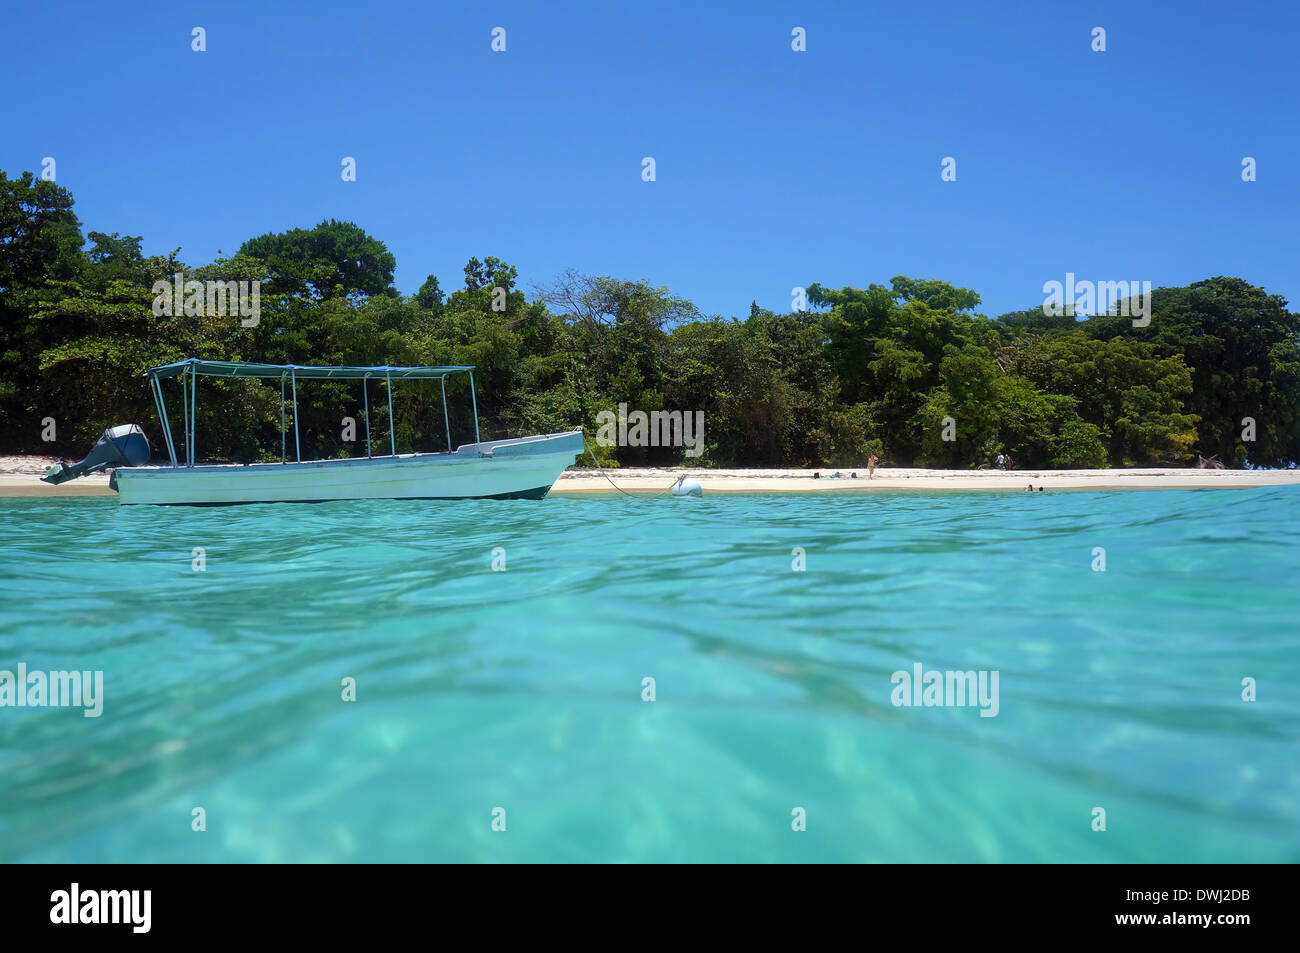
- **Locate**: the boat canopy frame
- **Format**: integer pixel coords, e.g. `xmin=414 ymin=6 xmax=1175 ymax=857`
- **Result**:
xmin=144 ymin=359 xmax=481 ymax=469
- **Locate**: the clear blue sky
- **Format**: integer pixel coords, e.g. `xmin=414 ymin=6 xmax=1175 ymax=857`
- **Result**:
xmin=4 ymin=0 xmax=1297 ymax=318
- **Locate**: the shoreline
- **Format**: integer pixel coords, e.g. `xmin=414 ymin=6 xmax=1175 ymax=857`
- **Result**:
xmin=2 ymin=454 xmax=1297 ymax=498
xmin=550 ymin=466 xmax=1300 ymax=494
xmin=0 ymin=455 xmax=114 ymax=497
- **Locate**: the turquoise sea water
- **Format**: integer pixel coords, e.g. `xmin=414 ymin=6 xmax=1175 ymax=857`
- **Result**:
xmin=0 ymin=486 xmax=1297 ymax=863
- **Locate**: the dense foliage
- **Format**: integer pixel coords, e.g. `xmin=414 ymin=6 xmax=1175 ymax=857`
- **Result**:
xmin=3 ymin=170 xmax=1298 ymax=468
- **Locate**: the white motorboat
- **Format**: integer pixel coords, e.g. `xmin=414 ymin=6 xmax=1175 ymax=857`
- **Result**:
xmin=42 ymin=359 xmax=582 ymax=505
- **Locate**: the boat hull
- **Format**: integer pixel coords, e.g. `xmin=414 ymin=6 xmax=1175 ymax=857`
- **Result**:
xmin=114 ymin=431 xmax=583 ymax=505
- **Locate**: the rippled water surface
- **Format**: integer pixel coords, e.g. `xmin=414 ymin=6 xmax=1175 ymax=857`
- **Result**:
xmin=1 ymin=487 xmax=1297 ymax=862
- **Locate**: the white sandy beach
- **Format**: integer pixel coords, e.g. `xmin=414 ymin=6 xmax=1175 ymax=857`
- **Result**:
xmin=0 ymin=455 xmax=112 ymax=496
xmin=2 ymin=454 xmax=1297 ymax=497
xmin=549 ymin=466 xmax=1300 ymax=494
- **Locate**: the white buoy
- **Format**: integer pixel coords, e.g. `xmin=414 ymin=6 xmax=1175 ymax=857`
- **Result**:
xmin=671 ymin=477 xmax=702 ymax=497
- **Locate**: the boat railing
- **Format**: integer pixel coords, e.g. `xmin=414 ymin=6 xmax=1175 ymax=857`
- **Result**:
xmin=143 ymin=360 xmax=481 ymax=469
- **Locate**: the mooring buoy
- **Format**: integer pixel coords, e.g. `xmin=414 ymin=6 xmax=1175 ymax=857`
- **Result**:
xmin=671 ymin=477 xmax=702 ymax=497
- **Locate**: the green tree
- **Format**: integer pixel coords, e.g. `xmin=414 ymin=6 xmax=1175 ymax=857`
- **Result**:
xmin=237 ymin=219 xmax=397 ymax=301
xmin=0 ymin=171 xmax=85 ymax=444
xmin=1010 ymin=332 xmax=1199 ymax=464
xmin=414 ymin=274 xmax=444 ymax=314
xmin=1083 ymin=278 xmax=1300 ymax=466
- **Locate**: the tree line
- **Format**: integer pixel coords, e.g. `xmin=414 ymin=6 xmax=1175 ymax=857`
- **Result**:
xmin=2 ymin=169 xmax=1298 ymax=468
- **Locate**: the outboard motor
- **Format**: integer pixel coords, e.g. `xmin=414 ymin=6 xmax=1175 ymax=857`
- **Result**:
xmin=41 ymin=424 xmax=150 ymax=485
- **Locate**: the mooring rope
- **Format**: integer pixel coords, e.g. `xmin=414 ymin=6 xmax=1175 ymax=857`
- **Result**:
xmin=581 ymin=435 xmax=681 ymax=498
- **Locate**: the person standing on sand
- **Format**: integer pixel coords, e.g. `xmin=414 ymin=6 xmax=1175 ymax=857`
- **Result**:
xmin=868 ymin=453 xmax=879 ymax=478
xmin=996 ymin=452 xmax=1005 ymax=469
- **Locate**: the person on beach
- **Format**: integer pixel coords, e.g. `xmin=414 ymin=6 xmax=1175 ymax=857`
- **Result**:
xmin=1005 ymin=453 xmax=1015 ymax=470
xmin=868 ymin=453 xmax=879 ymax=478
xmin=996 ymin=452 xmax=1005 ymax=469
